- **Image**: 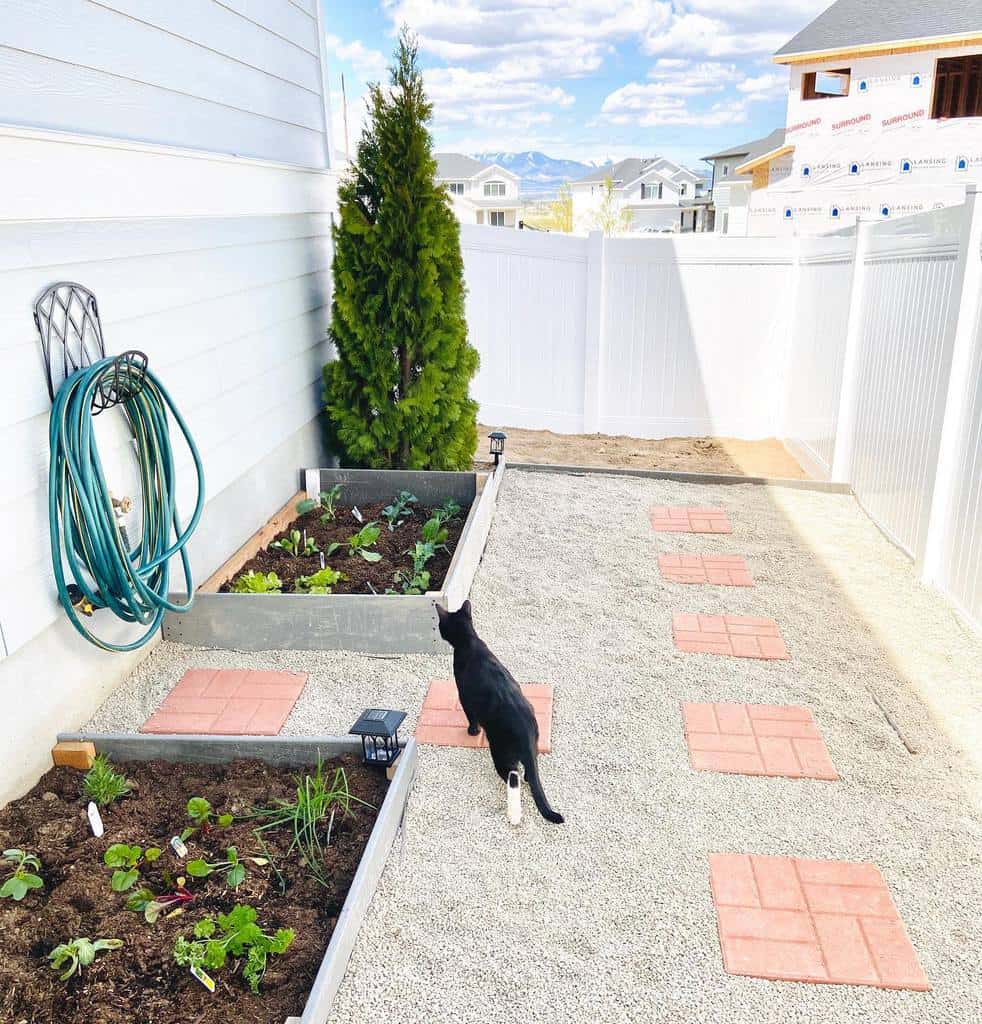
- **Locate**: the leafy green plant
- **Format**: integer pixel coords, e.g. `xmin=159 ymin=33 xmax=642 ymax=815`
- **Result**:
xmin=126 ymin=882 xmax=194 ymax=924
xmin=231 ymin=571 xmax=283 ymax=594
xmin=173 ymin=905 xmax=294 ymax=993
xmin=186 ymin=846 xmax=266 ymax=889
xmin=251 ymin=761 xmax=373 ymax=887
xmin=186 ymin=797 xmax=233 ymax=833
xmin=347 ymin=523 xmax=382 ymax=562
xmin=294 ymin=567 xmax=346 ymax=594
xmin=420 ymin=516 xmax=448 ymax=547
xmin=48 ymin=937 xmax=123 ymax=981
xmin=82 ymin=754 xmax=132 ymax=807
xmin=103 ymin=843 xmax=161 ymax=893
xmin=434 ymin=498 xmax=461 ymax=523
xmin=381 ymin=490 xmax=417 ymax=530
xmin=270 ymin=529 xmax=319 ymax=557
xmin=0 ymin=849 xmax=43 ymax=901
xmin=389 ymin=567 xmax=430 ymax=595
xmin=296 ymin=483 xmax=343 ymax=522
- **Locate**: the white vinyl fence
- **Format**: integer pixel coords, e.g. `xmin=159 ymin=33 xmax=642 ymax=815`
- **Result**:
xmin=460 ymin=191 xmax=982 ymax=633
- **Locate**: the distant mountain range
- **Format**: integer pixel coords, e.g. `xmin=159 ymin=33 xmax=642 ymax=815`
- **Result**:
xmin=472 ymin=151 xmax=602 ymax=197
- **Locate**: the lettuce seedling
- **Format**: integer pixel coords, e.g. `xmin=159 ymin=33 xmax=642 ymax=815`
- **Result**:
xmin=296 ymin=484 xmax=342 ymax=522
xmin=48 ymin=937 xmax=123 ymax=981
xmin=104 ymin=843 xmax=161 ymax=892
xmin=381 ymin=490 xmax=418 ymax=530
xmin=82 ymin=754 xmax=132 ymax=807
xmin=173 ymin=904 xmax=294 ymax=993
xmin=347 ymin=523 xmax=382 ymax=562
xmin=294 ymin=567 xmax=346 ymax=594
xmin=186 ymin=797 xmax=233 ymax=833
xmin=420 ymin=516 xmax=448 ymax=547
xmin=186 ymin=846 xmax=266 ymax=889
xmin=231 ymin=571 xmax=282 ymax=594
xmin=0 ymin=849 xmax=43 ymax=901
xmin=270 ymin=529 xmax=319 ymax=556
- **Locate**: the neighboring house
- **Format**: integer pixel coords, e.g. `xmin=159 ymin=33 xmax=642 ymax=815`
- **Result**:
xmin=570 ymin=157 xmax=710 ymax=233
xmin=435 ymin=153 xmax=522 ymax=228
xmin=702 ymin=129 xmax=786 ymax=235
xmin=742 ymin=0 xmax=982 ymax=234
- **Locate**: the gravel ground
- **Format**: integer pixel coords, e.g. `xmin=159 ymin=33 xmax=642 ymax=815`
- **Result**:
xmin=88 ymin=469 xmax=982 ymax=1024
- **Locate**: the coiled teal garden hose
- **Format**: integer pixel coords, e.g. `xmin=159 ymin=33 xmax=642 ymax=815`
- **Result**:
xmin=48 ymin=356 xmax=205 ymax=651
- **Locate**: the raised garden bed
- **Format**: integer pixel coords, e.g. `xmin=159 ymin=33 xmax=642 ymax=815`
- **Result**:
xmin=163 ymin=466 xmax=503 ymax=653
xmin=2 ymin=734 xmax=415 ymax=1024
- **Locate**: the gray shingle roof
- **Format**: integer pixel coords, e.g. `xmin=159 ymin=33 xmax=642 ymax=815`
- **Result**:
xmin=434 ymin=153 xmax=488 ymax=180
xmin=701 ymin=128 xmax=786 ymax=168
xmin=776 ymin=0 xmax=982 ymax=58
xmin=573 ymin=155 xmax=692 ymax=186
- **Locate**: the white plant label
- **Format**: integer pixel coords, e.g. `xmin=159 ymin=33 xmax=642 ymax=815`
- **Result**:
xmin=87 ymin=801 xmax=104 ymax=837
xmin=352 ymin=506 xmax=363 ymax=523
xmin=190 ymin=964 xmax=216 ymax=992
xmin=170 ymin=836 xmax=189 ymax=858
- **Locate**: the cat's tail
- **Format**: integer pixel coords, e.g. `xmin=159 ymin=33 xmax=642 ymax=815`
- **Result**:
xmin=523 ymin=754 xmax=564 ymax=825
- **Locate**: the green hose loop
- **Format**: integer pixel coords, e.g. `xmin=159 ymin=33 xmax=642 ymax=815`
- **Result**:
xmin=48 ymin=357 xmax=205 ymax=651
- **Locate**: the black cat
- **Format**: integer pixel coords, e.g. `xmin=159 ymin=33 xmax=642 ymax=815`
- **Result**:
xmin=436 ymin=601 xmax=564 ymax=825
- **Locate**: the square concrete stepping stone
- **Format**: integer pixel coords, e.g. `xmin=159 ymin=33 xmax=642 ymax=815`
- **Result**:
xmin=683 ymin=703 xmax=838 ymax=780
xmin=141 ymin=668 xmax=307 ymax=735
xmin=650 ymin=506 xmax=732 ymax=534
xmin=416 ymin=678 xmax=553 ymax=753
xmin=673 ymin=614 xmax=789 ymax=660
xmin=709 ymin=853 xmax=930 ymax=990
xmin=659 ymin=554 xmax=754 ymax=587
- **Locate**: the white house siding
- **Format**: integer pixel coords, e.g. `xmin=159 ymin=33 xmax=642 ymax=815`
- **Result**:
xmin=0 ymin=0 xmax=334 ymax=804
xmin=750 ymin=46 xmax=982 ymax=235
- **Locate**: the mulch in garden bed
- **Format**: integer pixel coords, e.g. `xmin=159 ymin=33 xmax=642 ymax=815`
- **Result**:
xmin=220 ymin=501 xmax=470 ymax=595
xmin=0 ymin=757 xmax=387 ymax=1024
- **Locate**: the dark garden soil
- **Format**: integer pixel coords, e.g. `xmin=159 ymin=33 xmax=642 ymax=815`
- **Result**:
xmin=220 ymin=501 xmax=469 ymax=595
xmin=0 ymin=757 xmax=387 ymax=1024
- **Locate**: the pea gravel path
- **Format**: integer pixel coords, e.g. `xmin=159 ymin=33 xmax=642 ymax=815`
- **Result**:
xmin=88 ymin=469 xmax=982 ymax=1024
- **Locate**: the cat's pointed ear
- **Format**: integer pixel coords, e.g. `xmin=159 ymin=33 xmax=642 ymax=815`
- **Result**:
xmin=435 ymin=603 xmax=449 ymax=623
xmin=461 ymin=599 xmax=472 ymax=619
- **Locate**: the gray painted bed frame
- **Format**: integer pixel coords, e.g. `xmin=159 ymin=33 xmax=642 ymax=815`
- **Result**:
xmin=162 ymin=465 xmax=504 ymax=653
xmin=57 ymin=731 xmax=418 ymax=1024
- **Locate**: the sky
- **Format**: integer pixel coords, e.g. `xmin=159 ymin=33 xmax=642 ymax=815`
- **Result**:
xmin=321 ymin=0 xmax=833 ymax=171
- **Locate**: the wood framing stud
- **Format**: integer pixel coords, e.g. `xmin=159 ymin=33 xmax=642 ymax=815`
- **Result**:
xmin=51 ymin=740 xmax=96 ymax=770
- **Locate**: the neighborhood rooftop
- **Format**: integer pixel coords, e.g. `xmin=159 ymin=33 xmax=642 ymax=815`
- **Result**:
xmin=573 ymin=156 xmax=698 ymax=186
xmin=435 ymin=152 xmax=498 ymax=179
xmin=775 ymin=0 xmax=982 ymax=59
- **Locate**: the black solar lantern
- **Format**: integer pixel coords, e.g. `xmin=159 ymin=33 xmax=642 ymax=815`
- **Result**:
xmin=488 ymin=430 xmax=507 ymax=466
xmin=349 ymin=708 xmax=406 ymax=767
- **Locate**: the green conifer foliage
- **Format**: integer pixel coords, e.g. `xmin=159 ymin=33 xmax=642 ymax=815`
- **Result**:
xmin=324 ymin=31 xmax=478 ymax=469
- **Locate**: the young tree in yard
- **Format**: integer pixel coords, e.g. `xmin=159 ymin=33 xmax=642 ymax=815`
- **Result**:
xmin=324 ymin=30 xmax=478 ymax=469
xmin=592 ymin=175 xmax=632 ymax=236
xmin=548 ymin=182 xmax=574 ymax=233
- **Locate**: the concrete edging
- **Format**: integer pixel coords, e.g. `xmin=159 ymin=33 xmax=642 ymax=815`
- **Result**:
xmin=57 ymin=731 xmax=418 ymax=1024
xmin=506 ymin=460 xmax=853 ymax=493
xmin=162 ymin=466 xmax=503 ymax=653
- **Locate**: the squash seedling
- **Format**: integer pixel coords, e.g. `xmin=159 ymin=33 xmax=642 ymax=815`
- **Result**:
xmin=347 ymin=523 xmax=382 ymax=562
xmin=231 ymin=571 xmax=282 ymax=594
xmin=48 ymin=937 xmax=123 ymax=981
xmin=294 ymin=567 xmax=346 ymax=594
xmin=381 ymin=490 xmax=417 ymax=530
xmin=296 ymin=483 xmax=343 ymax=523
xmin=82 ymin=754 xmax=132 ymax=807
xmin=103 ymin=843 xmax=161 ymax=892
xmin=270 ymin=529 xmax=319 ymax=556
xmin=186 ymin=846 xmax=267 ymax=889
xmin=0 ymin=848 xmax=43 ymax=901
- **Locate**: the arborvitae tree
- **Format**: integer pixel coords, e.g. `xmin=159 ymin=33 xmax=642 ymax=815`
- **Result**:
xmin=324 ymin=31 xmax=478 ymax=469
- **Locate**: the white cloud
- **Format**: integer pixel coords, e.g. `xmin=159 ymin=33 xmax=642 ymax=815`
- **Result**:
xmin=737 ymin=71 xmax=790 ymax=101
xmin=324 ymin=34 xmax=388 ymax=79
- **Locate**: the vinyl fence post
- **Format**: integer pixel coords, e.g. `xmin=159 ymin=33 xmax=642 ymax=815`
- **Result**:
xmin=830 ymin=218 xmax=873 ymax=484
xmin=920 ymin=185 xmax=982 ymax=584
xmin=582 ymin=230 xmax=606 ymax=433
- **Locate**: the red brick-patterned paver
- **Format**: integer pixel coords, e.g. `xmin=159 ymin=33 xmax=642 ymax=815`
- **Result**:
xmin=650 ymin=506 xmax=732 ymax=534
xmin=709 ymin=853 xmax=930 ymax=990
xmin=415 ymin=678 xmax=553 ymax=753
xmin=140 ymin=669 xmax=307 ymax=735
xmin=683 ymin=703 xmax=838 ymax=780
xmin=673 ymin=614 xmax=789 ymax=660
xmin=659 ymin=554 xmax=754 ymax=587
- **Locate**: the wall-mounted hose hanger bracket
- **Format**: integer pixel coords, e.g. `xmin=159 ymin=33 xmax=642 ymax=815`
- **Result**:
xmin=35 ymin=282 xmax=205 ymax=652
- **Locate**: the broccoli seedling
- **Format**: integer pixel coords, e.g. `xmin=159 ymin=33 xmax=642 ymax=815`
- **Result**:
xmin=296 ymin=484 xmax=343 ymax=522
xmin=48 ymin=937 xmax=122 ymax=981
xmin=231 ymin=571 xmax=282 ymax=594
xmin=294 ymin=567 xmax=346 ymax=594
xmin=186 ymin=846 xmax=266 ymax=889
xmin=435 ymin=498 xmax=461 ymax=522
xmin=347 ymin=523 xmax=382 ymax=562
xmin=0 ymin=849 xmax=43 ymax=901
xmin=82 ymin=754 xmax=132 ymax=807
xmin=173 ymin=904 xmax=294 ymax=993
xmin=103 ymin=843 xmax=161 ymax=893
xmin=381 ymin=490 xmax=418 ymax=530
xmin=390 ymin=568 xmax=431 ymax=595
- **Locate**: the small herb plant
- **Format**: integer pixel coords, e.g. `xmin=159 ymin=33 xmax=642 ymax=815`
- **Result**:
xmin=103 ymin=843 xmax=161 ymax=893
xmin=294 ymin=567 xmax=346 ymax=594
xmin=0 ymin=849 xmax=43 ymax=901
xmin=126 ymin=882 xmax=194 ymax=924
xmin=347 ymin=523 xmax=382 ymax=562
xmin=186 ymin=846 xmax=266 ymax=889
xmin=173 ymin=905 xmax=294 ymax=993
xmin=186 ymin=797 xmax=233 ymax=833
xmin=232 ymin=571 xmax=282 ymax=594
xmin=296 ymin=484 xmax=343 ymax=522
xmin=381 ymin=490 xmax=417 ymax=530
xmin=270 ymin=529 xmax=319 ymax=557
xmin=82 ymin=754 xmax=132 ymax=807
xmin=48 ymin=937 xmax=123 ymax=981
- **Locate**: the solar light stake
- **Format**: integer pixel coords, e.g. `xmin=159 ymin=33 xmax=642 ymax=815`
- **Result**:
xmin=349 ymin=708 xmax=407 ymax=768
xmin=506 ymin=770 xmax=522 ymax=826
xmin=488 ymin=430 xmax=506 ymax=467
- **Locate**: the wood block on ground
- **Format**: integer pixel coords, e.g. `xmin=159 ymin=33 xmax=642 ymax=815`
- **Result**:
xmin=51 ymin=740 xmax=96 ymax=770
